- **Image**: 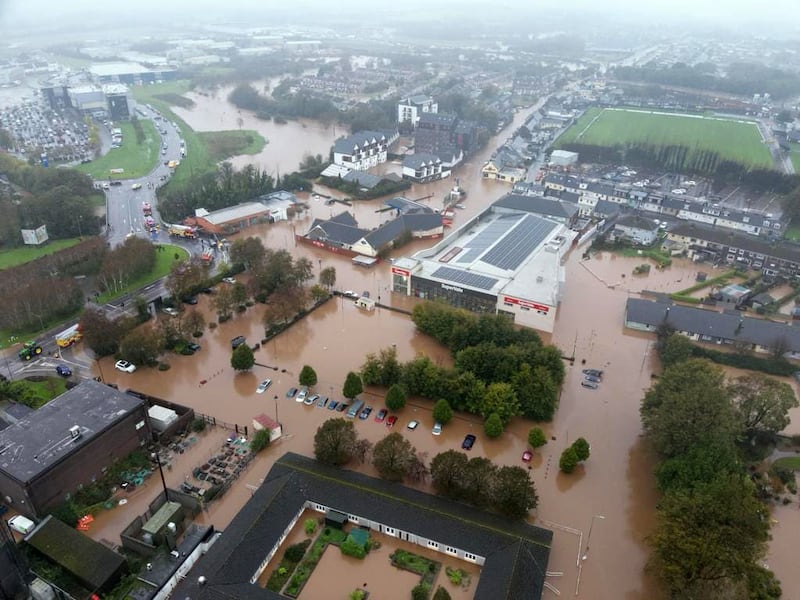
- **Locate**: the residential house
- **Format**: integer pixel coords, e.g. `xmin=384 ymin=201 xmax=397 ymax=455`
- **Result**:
xmin=397 ymin=95 xmax=438 ymax=128
xmin=402 ymin=153 xmax=445 ymax=182
xmin=333 ymin=130 xmax=388 ymax=171
xmin=482 ymin=146 xmax=528 ymax=183
xmin=665 ymin=222 xmax=800 ymax=277
xmin=611 ymin=215 xmax=659 ymax=245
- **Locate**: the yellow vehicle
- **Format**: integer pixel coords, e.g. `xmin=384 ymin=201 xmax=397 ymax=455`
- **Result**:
xmin=56 ymin=324 xmax=82 ymax=348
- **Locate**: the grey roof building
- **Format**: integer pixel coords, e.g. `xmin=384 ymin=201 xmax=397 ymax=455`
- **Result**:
xmin=0 ymin=380 xmax=149 ymax=517
xmin=493 ymin=193 xmax=579 ymax=226
xmin=625 ymin=298 xmax=800 ymax=354
xmin=171 ymin=453 xmax=552 ymax=600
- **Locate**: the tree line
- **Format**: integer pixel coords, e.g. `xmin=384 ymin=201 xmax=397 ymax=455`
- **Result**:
xmin=0 ymin=152 xmax=101 ymax=247
xmin=360 ymin=303 xmax=564 ymax=434
xmin=640 ymin=333 xmax=793 ymax=599
xmin=313 ymin=418 xmax=538 ymax=520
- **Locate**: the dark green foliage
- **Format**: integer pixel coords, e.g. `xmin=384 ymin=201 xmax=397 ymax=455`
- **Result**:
xmin=658 ymin=333 xmax=695 ymax=369
xmin=250 ymin=429 xmax=271 ymax=453
xmin=342 ymin=371 xmax=363 ymax=400
xmin=191 ymin=418 xmax=207 ymax=432
xmin=385 ymin=384 xmax=407 ymax=411
xmin=490 ymin=466 xmax=539 ymax=519
xmin=231 ymin=343 xmax=255 ymax=371
xmin=299 ymin=365 xmax=318 ymax=387
xmin=361 ymin=346 xmax=402 ymax=386
xmin=559 ymin=447 xmax=578 ymax=473
xmin=340 ymin=537 xmax=367 ymax=559
xmin=412 ymin=583 xmax=431 ymax=600
xmin=372 ymin=432 xmax=416 ymax=481
xmin=571 ymin=437 xmax=590 ymax=461
xmin=483 ymin=413 xmax=504 ymax=438
xmin=284 ymin=541 xmax=310 ymax=563
xmin=433 ymin=587 xmax=452 ymax=600
xmin=313 ymin=418 xmax=358 ymax=466
xmin=432 ymin=399 xmax=453 ymax=425
xmin=528 ymin=427 xmax=547 ymax=449
xmin=50 ymin=502 xmax=79 ymax=528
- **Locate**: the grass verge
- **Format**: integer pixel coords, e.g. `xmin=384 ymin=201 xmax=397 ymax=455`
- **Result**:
xmin=772 ymin=456 xmax=800 ymax=470
xmin=12 ymin=377 xmax=69 ymax=409
xmin=199 ymin=130 xmax=267 ymax=163
xmin=0 ymin=238 xmax=84 ymax=270
xmin=76 ymin=120 xmax=160 ymax=180
xmin=96 ymin=244 xmax=189 ymax=304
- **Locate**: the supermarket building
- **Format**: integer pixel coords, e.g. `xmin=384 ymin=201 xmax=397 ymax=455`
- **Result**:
xmin=392 ymin=203 xmax=576 ymax=332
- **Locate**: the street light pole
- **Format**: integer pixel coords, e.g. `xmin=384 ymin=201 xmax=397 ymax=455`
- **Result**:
xmin=582 ymin=514 xmax=605 ymax=561
xmin=152 ymin=451 xmax=170 ymax=502
xmin=273 ymin=394 xmax=279 ymax=426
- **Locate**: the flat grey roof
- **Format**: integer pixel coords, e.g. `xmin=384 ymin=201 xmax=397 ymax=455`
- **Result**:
xmin=0 ymin=380 xmax=144 ymax=483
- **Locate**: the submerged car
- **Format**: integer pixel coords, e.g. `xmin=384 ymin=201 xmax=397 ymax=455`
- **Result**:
xmin=286 ymin=387 xmax=298 ymax=398
xmin=462 ymin=434 xmax=476 ymax=450
xmin=432 ymin=422 xmax=443 ymax=436
xmin=581 ymin=381 xmax=599 ymax=389
xmin=256 ymin=379 xmax=272 ymax=394
xmin=582 ymin=369 xmax=603 ymax=378
xmin=407 ymin=420 xmax=419 ymax=431
xmin=115 ymin=360 xmax=136 ymax=373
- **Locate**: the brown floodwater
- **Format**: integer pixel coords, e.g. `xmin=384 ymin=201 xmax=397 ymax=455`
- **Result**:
xmin=86 ymin=89 xmax=800 ymax=597
xmin=255 ymin=507 xmax=479 ymax=599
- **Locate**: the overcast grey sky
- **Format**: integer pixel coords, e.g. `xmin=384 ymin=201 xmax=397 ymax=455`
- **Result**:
xmin=1 ymin=0 xmax=798 ymax=36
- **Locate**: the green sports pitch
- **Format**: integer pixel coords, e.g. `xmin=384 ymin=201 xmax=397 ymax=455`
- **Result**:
xmin=555 ymin=107 xmax=774 ymax=170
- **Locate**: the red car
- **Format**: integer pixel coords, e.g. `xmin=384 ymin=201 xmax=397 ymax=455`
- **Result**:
xmin=374 ymin=409 xmax=387 ymax=423
xmin=522 ymin=450 xmax=533 ymax=462
xmin=385 ymin=416 xmax=397 ymax=428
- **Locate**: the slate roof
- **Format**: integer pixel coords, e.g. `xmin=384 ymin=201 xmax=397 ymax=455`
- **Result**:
xmin=418 ymin=112 xmax=457 ymax=127
xmin=342 ymin=170 xmax=382 ymax=189
xmin=333 ymin=130 xmax=387 ymax=155
xmin=403 ymin=153 xmax=442 ymax=169
xmin=493 ymin=193 xmax=578 ymax=221
xmin=669 ymin=223 xmax=800 ymax=264
xmin=625 ymin=298 xmax=800 ymax=351
xmin=171 ymin=453 xmax=552 ymax=600
xmin=593 ymin=199 xmax=622 ymax=217
xmin=364 ymin=212 xmax=442 ymax=249
xmin=306 ymin=213 xmax=366 ymax=245
xmin=616 ymin=215 xmax=658 ymax=231
xmin=27 ymin=516 xmax=127 ymax=591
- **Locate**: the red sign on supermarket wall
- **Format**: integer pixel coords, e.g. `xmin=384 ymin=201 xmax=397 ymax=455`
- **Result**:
xmin=391 ymin=267 xmax=410 ymax=276
xmin=503 ymin=296 xmax=549 ymax=312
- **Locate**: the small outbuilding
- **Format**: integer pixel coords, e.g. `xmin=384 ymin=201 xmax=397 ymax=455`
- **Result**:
xmin=252 ymin=414 xmax=282 ymax=442
xmin=719 ymin=283 xmax=751 ymax=305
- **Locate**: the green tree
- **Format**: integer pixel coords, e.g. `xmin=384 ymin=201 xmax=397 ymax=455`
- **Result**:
xmin=559 ymin=447 xmax=579 ymax=473
xmin=119 ymin=326 xmax=164 ymax=367
xmin=309 ymin=284 xmax=329 ymax=303
xmin=231 ymin=343 xmax=255 ymax=371
xmin=385 ymin=384 xmax=407 ymax=411
xmin=463 ymin=457 xmax=497 ymax=508
xmin=648 ymin=476 xmax=770 ymax=597
xmin=313 ymin=418 xmax=357 ymax=466
xmin=528 ymin=427 xmax=547 ymax=449
xmin=512 ymin=364 xmax=558 ymax=421
xmin=231 ymin=282 xmax=248 ymax=307
xmin=430 ymin=450 xmax=468 ymax=497
xmin=372 ymin=432 xmax=416 ymax=481
xmin=655 ymin=440 xmax=739 ymax=492
xmin=229 ymin=236 xmax=266 ymax=270
xmin=432 ymin=399 xmax=453 ymax=425
xmin=319 ymin=266 xmax=336 ymax=289
xmin=728 ymin=373 xmax=798 ymax=437
xmin=571 ymin=437 xmax=590 ymax=462
xmin=641 ymin=359 xmax=738 ymax=460
xmin=479 ymin=382 xmax=520 ymax=423
xmin=343 ymin=371 xmax=363 ymax=400
xmin=250 ymin=429 xmax=271 ymax=453
xmin=299 ymin=365 xmax=318 ymax=387
xmin=659 ymin=333 xmax=695 ymax=369
xmin=484 ymin=413 xmax=504 ymax=438
xmin=80 ymin=306 xmax=125 ymax=356
xmin=490 ymin=465 xmax=539 ymax=520
xmin=412 ymin=583 xmax=430 ymax=600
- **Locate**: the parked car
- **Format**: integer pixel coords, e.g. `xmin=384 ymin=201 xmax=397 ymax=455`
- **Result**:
xmin=307 ymin=394 xmax=320 ymax=405
xmin=462 ymin=434 xmax=477 ymax=450
xmin=55 ymin=364 xmax=72 ymax=377
xmin=359 ymin=406 xmax=373 ymax=420
xmin=336 ymin=402 xmax=348 ymax=412
xmin=374 ymin=409 xmax=387 ymax=423
xmin=186 ymin=342 xmax=201 ymax=352
xmin=231 ymin=335 xmax=246 ymax=349
xmin=582 ymin=369 xmax=603 ymax=378
xmin=182 ymin=296 xmax=198 ymax=305
xmin=386 ymin=416 xmax=397 ymax=428
xmin=343 ymin=290 xmax=359 ymax=299
xmin=131 ymin=183 xmax=142 ymax=190
xmin=222 ymin=277 xmax=237 ymax=284
xmin=581 ymin=381 xmax=599 ymax=389
xmin=522 ymin=450 xmax=533 ymax=462
xmin=286 ymin=387 xmax=298 ymax=398
xmin=407 ymin=420 xmax=419 ymax=431
xmin=327 ymin=400 xmax=339 ymax=411
xmin=432 ymin=422 xmax=443 ymax=436
xmin=115 ymin=360 xmax=136 ymax=373
xmin=163 ymin=307 xmax=179 ymax=316
xmin=296 ymin=387 xmax=308 ymax=403
xmin=316 ymin=396 xmax=328 ymax=408
xmin=256 ymin=379 xmax=272 ymax=394
xmin=584 ymin=375 xmax=601 ymax=383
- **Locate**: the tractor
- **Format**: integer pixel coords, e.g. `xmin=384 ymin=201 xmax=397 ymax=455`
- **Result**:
xmin=18 ymin=340 xmax=43 ymax=361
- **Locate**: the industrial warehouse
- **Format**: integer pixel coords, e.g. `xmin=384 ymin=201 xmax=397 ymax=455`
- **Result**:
xmin=392 ymin=201 xmax=576 ymax=332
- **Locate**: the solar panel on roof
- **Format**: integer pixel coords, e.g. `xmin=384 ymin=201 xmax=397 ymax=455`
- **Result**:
xmin=431 ymin=266 xmax=499 ymax=291
xmin=455 ymin=215 xmax=522 ymax=263
xmin=481 ymin=215 xmax=557 ymax=271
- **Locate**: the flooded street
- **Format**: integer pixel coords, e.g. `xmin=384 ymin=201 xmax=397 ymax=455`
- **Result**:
xmin=83 ymin=88 xmax=800 ymax=599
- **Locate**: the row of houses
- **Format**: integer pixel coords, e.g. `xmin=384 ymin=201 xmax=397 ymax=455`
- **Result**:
xmin=541 ymin=173 xmax=786 ymax=238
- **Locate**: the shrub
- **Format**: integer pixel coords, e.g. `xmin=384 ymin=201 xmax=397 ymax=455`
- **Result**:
xmin=484 ymin=413 xmax=504 ymax=438
xmin=528 ymin=427 xmax=547 ymax=449
xmin=304 ymin=518 xmax=317 ymax=535
xmin=191 ymin=418 xmax=207 ymax=432
xmin=412 ymin=583 xmax=431 ymax=600
xmin=284 ymin=540 xmax=310 ymax=563
xmin=250 ymin=429 xmax=271 ymax=453
xmin=571 ymin=437 xmax=590 ymax=462
xmin=432 ymin=399 xmax=453 ymax=425
xmin=445 ymin=566 xmax=463 ymax=585
xmin=157 ymin=362 xmax=171 ymax=371
xmin=340 ymin=537 xmax=367 ymax=559
xmin=559 ymin=447 xmax=579 ymax=473
xmin=433 ymin=587 xmax=452 ymax=600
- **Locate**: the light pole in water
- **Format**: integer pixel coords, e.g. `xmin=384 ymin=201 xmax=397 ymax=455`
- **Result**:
xmin=582 ymin=514 xmax=605 ymax=561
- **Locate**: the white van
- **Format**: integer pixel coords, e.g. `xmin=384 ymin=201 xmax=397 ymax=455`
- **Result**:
xmin=8 ymin=515 xmax=35 ymax=535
